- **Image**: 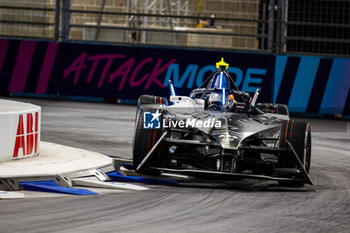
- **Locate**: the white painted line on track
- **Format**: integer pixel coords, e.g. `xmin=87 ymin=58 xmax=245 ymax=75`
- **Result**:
xmin=0 ymin=190 xmax=25 ymax=199
xmin=72 ymin=177 xmax=149 ymax=191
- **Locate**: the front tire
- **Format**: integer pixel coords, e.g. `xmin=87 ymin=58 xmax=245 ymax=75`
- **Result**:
xmin=278 ymin=120 xmax=312 ymax=186
xmin=133 ymin=108 xmax=163 ymax=176
xmin=135 ymin=95 xmax=167 ymax=126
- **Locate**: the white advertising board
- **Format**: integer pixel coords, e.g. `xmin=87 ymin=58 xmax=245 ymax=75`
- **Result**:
xmin=0 ymin=100 xmax=41 ymax=161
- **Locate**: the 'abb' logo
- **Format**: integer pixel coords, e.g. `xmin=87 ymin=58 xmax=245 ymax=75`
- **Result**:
xmin=13 ymin=112 xmax=39 ymax=158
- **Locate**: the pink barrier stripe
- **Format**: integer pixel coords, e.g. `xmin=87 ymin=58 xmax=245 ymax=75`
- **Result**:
xmin=35 ymin=42 xmax=58 ymax=94
xmin=0 ymin=39 xmax=9 ymax=75
xmin=8 ymin=41 xmax=37 ymax=93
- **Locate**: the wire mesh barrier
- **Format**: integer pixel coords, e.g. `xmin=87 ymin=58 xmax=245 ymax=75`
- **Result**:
xmin=67 ymin=0 xmax=268 ymax=51
xmin=0 ymin=0 xmax=349 ymax=56
xmin=0 ymin=0 xmax=58 ymax=40
xmin=279 ymin=0 xmax=350 ymax=56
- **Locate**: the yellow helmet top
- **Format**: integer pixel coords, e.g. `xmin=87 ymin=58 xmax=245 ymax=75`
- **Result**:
xmin=216 ymin=57 xmax=229 ymax=70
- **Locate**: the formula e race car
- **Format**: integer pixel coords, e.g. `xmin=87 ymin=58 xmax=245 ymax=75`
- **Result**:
xmin=132 ymin=58 xmax=312 ymax=186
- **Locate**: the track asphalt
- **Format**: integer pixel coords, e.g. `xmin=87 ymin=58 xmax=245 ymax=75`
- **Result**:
xmin=0 ymin=98 xmax=349 ymax=233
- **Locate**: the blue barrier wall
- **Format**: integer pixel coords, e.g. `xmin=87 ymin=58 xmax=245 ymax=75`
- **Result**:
xmin=275 ymin=55 xmax=350 ymax=116
xmin=0 ymin=38 xmax=349 ymax=116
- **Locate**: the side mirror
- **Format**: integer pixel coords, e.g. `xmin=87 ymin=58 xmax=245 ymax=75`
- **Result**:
xmin=250 ymin=89 xmax=260 ymax=107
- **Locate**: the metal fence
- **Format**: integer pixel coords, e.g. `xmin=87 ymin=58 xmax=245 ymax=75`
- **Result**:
xmin=0 ymin=0 xmax=59 ymax=40
xmin=0 ymin=0 xmax=349 ymax=57
xmin=277 ymin=0 xmax=350 ymax=56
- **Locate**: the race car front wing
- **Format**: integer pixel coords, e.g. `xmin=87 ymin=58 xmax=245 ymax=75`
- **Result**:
xmin=136 ymin=130 xmax=313 ymax=185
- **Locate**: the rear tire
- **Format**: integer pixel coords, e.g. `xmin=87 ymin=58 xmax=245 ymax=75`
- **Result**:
xmin=256 ymin=103 xmax=289 ymax=116
xmin=275 ymin=104 xmax=289 ymax=115
xmin=278 ymin=120 xmax=311 ymax=186
xmin=133 ymin=108 xmax=163 ymax=176
xmin=138 ymin=95 xmax=168 ymax=106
